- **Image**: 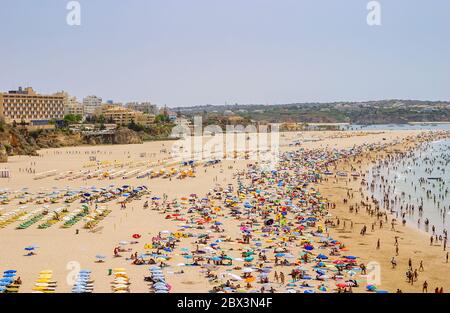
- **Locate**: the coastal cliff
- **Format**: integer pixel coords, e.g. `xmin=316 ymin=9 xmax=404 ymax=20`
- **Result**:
xmin=0 ymin=124 xmax=143 ymax=161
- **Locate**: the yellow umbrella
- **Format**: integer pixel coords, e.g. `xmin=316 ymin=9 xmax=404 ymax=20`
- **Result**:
xmin=112 ymin=268 xmax=126 ymax=272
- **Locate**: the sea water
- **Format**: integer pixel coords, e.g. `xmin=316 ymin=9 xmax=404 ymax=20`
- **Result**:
xmin=366 ymin=138 xmax=450 ymax=236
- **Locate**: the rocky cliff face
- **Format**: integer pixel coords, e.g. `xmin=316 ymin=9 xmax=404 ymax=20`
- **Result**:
xmin=0 ymin=145 xmax=7 ymax=163
xmin=112 ymin=127 xmax=143 ymax=144
xmin=0 ymin=125 xmax=143 ymax=160
xmin=35 ymin=131 xmax=83 ymax=149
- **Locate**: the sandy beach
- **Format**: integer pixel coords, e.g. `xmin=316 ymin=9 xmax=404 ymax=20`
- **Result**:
xmin=0 ymin=129 xmax=449 ymax=293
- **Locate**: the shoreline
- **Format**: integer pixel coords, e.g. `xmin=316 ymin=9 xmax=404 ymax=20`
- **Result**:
xmin=318 ymin=133 xmax=450 ymax=292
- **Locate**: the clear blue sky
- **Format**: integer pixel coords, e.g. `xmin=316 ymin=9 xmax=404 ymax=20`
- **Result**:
xmin=1 ymin=0 xmax=449 ymax=107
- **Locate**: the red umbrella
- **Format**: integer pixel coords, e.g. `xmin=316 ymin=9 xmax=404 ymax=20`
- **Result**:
xmin=132 ymin=234 xmax=141 ymax=239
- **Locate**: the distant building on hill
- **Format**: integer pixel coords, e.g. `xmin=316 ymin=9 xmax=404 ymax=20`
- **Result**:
xmin=125 ymin=102 xmax=158 ymax=115
xmin=95 ymin=104 xmax=155 ymax=127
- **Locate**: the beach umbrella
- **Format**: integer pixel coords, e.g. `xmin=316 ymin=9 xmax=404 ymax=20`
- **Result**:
xmin=284 ymin=253 xmax=295 ymax=259
xmin=242 ymin=268 xmax=253 ymax=273
xmin=366 ymin=285 xmax=377 ymax=291
xmin=317 ymin=254 xmax=328 ymax=260
xmin=227 ymin=273 xmax=242 ymax=281
xmin=132 ymin=234 xmax=141 ymax=239
xmin=4 ymin=270 xmax=17 ymax=274
xmin=95 ymin=255 xmax=106 ymax=259
xmin=24 ymin=246 xmax=35 ymax=251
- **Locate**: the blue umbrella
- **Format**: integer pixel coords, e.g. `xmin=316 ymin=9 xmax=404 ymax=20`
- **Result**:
xmin=4 ymin=270 xmax=17 ymax=274
xmin=317 ymin=254 xmax=328 ymax=260
xmin=24 ymin=246 xmax=35 ymax=251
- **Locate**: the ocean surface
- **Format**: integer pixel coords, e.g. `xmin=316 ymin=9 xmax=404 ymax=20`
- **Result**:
xmin=341 ymin=123 xmax=450 ymax=131
xmin=366 ymin=137 xmax=450 ymax=235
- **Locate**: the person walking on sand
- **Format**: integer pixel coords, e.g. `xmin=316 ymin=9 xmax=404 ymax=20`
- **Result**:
xmin=391 ymin=257 xmax=397 ymax=269
xmin=423 ymin=281 xmax=428 ymax=293
xmin=274 ymin=271 xmax=279 ymax=284
xmin=376 ymin=239 xmax=380 ymax=250
xmin=419 ymin=260 xmax=424 ymax=272
xmin=280 ymin=272 xmax=285 ymax=285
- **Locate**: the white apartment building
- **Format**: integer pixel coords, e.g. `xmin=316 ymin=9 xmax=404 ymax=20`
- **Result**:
xmin=83 ymin=95 xmax=102 ymax=116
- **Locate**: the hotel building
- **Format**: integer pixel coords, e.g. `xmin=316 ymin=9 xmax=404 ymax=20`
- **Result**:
xmin=0 ymin=87 xmax=66 ymax=125
xmin=95 ymin=104 xmax=155 ymax=127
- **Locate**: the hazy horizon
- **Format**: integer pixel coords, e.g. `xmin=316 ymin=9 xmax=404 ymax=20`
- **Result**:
xmin=1 ymin=0 xmax=449 ymax=107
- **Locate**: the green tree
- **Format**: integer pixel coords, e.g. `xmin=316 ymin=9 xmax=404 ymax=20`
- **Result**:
xmin=64 ymin=114 xmax=82 ymax=124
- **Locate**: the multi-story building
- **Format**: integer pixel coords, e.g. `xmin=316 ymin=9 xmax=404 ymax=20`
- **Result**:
xmin=125 ymin=102 xmax=158 ymax=115
xmin=65 ymin=103 xmax=84 ymax=116
xmin=95 ymin=104 xmax=155 ymax=127
xmin=61 ymin=91 xmax=84 ymax=117
xmin=0 ymin=87 xmax=66 ymax=125
xmin=83 ymin=95 xmax=102 ymax=116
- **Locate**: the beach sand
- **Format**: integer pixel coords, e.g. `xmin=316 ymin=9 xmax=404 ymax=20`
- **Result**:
xmin=0 ymin=130 xmax=448 ymax=293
